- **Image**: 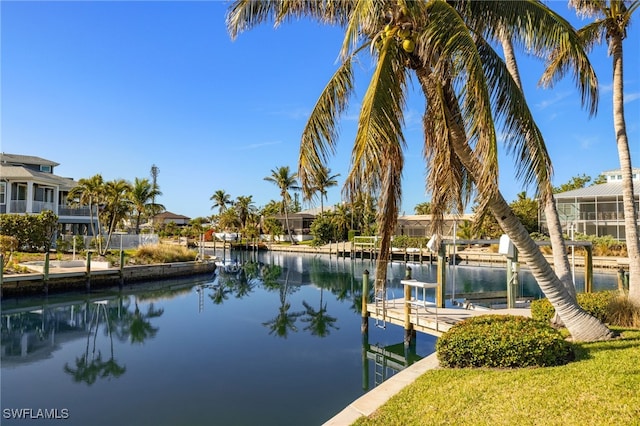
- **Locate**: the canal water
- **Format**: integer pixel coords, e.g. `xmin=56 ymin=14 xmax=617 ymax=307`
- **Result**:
xmin=1 ymin=251 xmax=617 ymax=426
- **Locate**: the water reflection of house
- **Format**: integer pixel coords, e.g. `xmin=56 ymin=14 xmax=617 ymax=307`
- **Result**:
xmin=541 ymin=169 xmax=640 ymax=241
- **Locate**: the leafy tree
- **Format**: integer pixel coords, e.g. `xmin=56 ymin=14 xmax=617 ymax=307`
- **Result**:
xmin=218 ymin=208 xmax=241 ymax=232
xmin=260 ymin=200 xmax=282 ymax=218
xmin=310 ymin=214 xmax=336 ymax=245
xmin=569 ymin=0 xmax=640 ymax=303
xmin=510 ymin=192 xmax=539 ymax=234
xmin=553 ymin=174 xmax=593 ymax=193
xmin=261 ymin=217 xmax=283 ymax=241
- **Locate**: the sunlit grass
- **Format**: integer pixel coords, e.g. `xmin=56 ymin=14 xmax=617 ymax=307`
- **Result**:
xmin=354 ymin=329 xmax=640 ymax=426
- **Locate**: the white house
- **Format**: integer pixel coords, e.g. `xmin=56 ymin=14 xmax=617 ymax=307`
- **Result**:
xmin=0 ymin=153 xmax=93 ymax=235
xmin=543 ymin=168 xmax=640 ymax=241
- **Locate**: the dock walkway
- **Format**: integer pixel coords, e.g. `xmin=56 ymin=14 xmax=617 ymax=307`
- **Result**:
xmin=366 ymin=298 xmax=531 ymax=337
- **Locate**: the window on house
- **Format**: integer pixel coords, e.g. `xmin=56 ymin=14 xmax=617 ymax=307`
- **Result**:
xmin=17 ymin=184 xmax=27 ymax=200
xmin=40 ymin=165 xmax=52 ymax=173
xmin=0 ymin=182 xmax=5 ymax=204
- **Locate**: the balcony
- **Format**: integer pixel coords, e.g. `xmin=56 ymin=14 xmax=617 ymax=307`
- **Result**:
xmin=58 ymin=206 xmax=91 ymax=217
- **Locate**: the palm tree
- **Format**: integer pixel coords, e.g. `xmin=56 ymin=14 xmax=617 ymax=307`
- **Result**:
xmin=227 ymin=0 xmax=614 ymax=341
xmin=264 ymin=166 xmax=301 ymax=244
xmin=210 ymin=189 xmax=233 ymax=214
xmin=68 ymin=174 xmax=104 ymax=238
xmin=414 ymin=202 xmax=432 ymax=215
xmin=129 ymin=177 xmax=164 ymax=234
xmin=302 ymin=166 xmax=340 ymax=214
xmin=234 ymin=195 xmax=257 ymax=229
xmin=568 ymin=0 xmax=640 ymax=302
xmin=101 ymin=179 xmax=133 ymax=254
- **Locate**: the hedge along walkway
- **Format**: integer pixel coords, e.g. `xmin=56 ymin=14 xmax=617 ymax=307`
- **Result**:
xmin=352 ymin=329 xmax=640 ymax=426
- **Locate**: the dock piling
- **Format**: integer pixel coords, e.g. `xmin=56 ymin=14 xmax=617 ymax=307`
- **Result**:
xmin=361 ymin=269 xmax=370 ymax=335
xmin=403 ymin=266 xmax=413 ymax=346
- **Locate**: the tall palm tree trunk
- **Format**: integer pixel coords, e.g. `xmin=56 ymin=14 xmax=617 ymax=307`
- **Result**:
xmin=283 ymin=207 xmax=294 ymax=244
xmin=500 ymin=34 xmax=576 ymax=302
xmin=611 ymin=34 xmax=640 ymax=303
xmin=430 ymin=73 xmax=614 ymax=341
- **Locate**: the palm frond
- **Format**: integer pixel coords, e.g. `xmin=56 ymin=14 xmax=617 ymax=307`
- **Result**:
xmin=299 ymin=56 xmax=354 ymax=197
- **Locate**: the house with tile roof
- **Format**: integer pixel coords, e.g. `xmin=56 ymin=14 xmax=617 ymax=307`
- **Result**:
xmin=542 ymin=168 xmax=640 ymax=241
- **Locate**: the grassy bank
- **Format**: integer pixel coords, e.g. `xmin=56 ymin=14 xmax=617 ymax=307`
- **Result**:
xmin=353 ymin=328 xmax=640 ymax=426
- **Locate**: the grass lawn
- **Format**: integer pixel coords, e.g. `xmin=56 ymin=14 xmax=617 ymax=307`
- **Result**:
xmin=353 ymin=328 xmax=640 ymax=426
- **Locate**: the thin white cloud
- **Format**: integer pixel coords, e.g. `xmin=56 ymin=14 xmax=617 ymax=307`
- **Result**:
xmin=237 ymin=141 xmax=283 ymax=150
xmin=269 ymin=106 xmax=310 ymax=120
xmin=599 ymin=82 xmax=613 ymax=94
xmin=534 ymin=91 xmax=572 ymax=110
xmin=624 ymin=91 xmax=640 ymax=104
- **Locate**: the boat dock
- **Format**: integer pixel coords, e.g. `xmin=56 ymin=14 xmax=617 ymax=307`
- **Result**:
xmin=365 ymin=297 xmax=531 ymax=337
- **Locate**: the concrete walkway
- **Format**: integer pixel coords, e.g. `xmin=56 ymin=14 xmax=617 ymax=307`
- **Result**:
xmin=323 ymin=353 xmax=441 ymax=425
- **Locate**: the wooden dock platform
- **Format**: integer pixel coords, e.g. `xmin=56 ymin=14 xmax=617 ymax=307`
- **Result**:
xmin=366 ymin=298 xmax=531 ymax=337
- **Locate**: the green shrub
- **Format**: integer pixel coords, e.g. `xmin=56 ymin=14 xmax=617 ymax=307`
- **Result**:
xmin=530 ymin=298 xmax=556 ymax=322
xmin=436 ymin=315 xmax=575 ymax=368
xmin=531 ymin=291 xmax=617 ymax=323
xmin=348 ymin=230 xmax=360 ymax=242
xmin=310 ymin=216 xmax=336 ymax=245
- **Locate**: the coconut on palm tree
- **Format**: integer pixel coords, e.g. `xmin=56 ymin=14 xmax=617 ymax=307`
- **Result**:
xmin=264 ymin=166 xmax=301 ymax=244
xmin=227 ymin=0 xmax=614 ymax=341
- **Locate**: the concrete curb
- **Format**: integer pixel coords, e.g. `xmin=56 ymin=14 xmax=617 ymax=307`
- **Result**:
xmin=323 ymin=353 xmax=440 ymax=425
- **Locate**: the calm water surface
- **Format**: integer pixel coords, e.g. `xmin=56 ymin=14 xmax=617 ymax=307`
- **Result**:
xmin=1 ymin=251 xmax=616 ymax=426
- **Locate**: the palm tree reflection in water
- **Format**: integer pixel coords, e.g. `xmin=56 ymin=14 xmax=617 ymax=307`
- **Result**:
xmin=63 ymin=297 xmax=163 ymax=385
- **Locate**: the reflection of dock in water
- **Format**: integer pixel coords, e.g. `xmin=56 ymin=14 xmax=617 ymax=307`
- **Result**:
xmin=363 ymin=341 xmax=422 ymax=390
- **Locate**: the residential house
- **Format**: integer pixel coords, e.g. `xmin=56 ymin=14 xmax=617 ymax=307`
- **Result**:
xmin=0 ymin=153 xmax=93 ymax=234
xmin=542 ymin=168 xmax=640 ymax=241
xmin=150 ymin=211 xmax=191 ymax=226
xmin=272 ymin=205 xmax=474 ymax=241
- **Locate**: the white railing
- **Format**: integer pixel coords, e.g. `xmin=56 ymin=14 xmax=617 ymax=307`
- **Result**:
xmin=59 ymin=234 xmax=159 ymax=251
xmin=32 ymin=201 xmax=55 ymax=213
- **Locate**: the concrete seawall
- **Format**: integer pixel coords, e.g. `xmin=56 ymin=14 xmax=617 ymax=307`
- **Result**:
xmin=1 ymin=261 xmax=217 ymax=298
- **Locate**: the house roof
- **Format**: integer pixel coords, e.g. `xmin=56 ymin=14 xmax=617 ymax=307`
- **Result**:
xmin=554 ymin=182 xmax=639 ymax=199
xmin=153 ymin=211 xmax=190 ymax=221
xmin=0 ymin=153 xmax=59 ymax=167
xmin=0 ymin=164 xmax=77 ymax=190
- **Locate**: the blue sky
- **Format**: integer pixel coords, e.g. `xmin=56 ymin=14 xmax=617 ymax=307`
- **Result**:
xmin=2 ymin=1 xmax=638 ymax=219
